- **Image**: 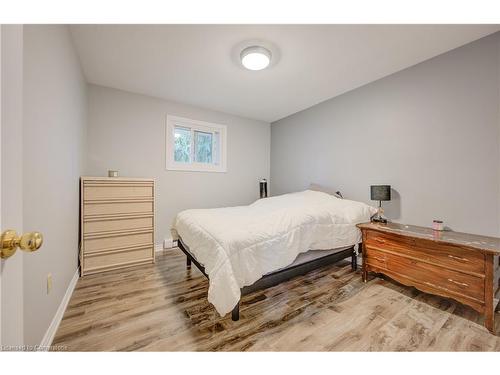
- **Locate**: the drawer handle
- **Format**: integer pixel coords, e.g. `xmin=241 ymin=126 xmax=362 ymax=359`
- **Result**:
xmin=374 ymin=238 xmax=386 ymax=244
xmin=373 ymin=256 xmax=385 ymax=262
xmin=448 ymin=254 xmax=468 ymax=262
xmin=447 ymin=278 xmax=468 ymax=288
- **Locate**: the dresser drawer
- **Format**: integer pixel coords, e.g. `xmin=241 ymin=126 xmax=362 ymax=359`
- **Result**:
xmin=84 ymin=246 xmax=153 ymax=272
xmin=366 ymin=230 xmax=416 ymax=249
xmin=84 ymin=201 xmax=153 ymax=216
xmin=364 ymin=246 xmax=389 ymax=269
xmin=84 ymin=183 xmax=153 ymax=200
xmin=366 ymin=231 xmax=485 ymax=274
xmin=84 ymin=231 xmax=153 ymax=253
xmin=414 ymin=237 xmax=484 ymax=274
xmin=84 ymin=215 xmax=153 ymax=235
xmin=366 ymin=246 xmax=485 ymax=302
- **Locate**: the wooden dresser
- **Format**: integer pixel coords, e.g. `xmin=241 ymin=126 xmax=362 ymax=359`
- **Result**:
xmin=80 ymin=177 xmax=155 ymax=276
xmin=357 ymin=222 xmax=500 ymax=333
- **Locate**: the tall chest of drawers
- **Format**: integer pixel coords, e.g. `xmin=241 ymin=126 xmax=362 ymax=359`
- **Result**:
xmin=80 ymin=177 xmax=155 ymax=276
xmin=357 ymin=222 xmax=500 ymax=333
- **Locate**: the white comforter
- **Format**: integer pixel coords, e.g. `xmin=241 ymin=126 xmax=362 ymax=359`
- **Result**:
xmin=172 ymin=190 xmax=377 ymax=316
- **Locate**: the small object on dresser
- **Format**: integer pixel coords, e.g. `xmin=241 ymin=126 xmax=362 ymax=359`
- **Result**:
xmin=432 ymin=220 xmax=444 ymax=231
xmin=108 ymin=170 xmax=119 ymax=178
xmin=370 ymin=185 xmax=391 ymax=223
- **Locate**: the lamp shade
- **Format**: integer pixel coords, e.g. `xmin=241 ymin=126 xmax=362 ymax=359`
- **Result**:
xmin=370 ymin=185 xmax=391 ymax=201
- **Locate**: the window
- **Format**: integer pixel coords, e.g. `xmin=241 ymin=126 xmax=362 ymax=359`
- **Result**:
xmin=166 ymin=115 xmax=227 ymax=172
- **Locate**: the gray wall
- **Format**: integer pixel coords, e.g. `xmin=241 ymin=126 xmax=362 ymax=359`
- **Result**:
xmin=86 ymin=85 xmax=270 ymax=245
xmin=271 ymin=33 xmax=500 ymax=236
xmin=23 ymin=25 xmax=87 ymax=345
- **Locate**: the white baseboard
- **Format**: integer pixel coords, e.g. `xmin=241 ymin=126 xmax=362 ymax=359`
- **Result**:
xmin=38 ymin=268 xmax=79 ymax=351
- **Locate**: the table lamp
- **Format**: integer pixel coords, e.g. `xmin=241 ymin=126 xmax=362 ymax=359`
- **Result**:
xmin=370 ymin=185 xmax=391 ymax=223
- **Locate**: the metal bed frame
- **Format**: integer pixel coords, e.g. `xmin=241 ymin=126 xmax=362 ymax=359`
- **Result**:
xmin=177 ymin=237 xmax=360 ymax=321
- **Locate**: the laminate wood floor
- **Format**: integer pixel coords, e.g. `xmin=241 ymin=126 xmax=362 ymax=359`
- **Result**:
xmin=52 ymin=249 xmax=500 ymax=351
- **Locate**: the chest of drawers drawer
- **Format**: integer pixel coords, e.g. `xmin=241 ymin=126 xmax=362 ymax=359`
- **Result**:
xmin=84 ymin=183 xmax=154 ymax=200
xmin=84 ymin=200 xmax=153 ymax=216
xmin=366 ymin=230 xmax=484 ymax=275
xmin=84 ymin=215 xmax=153 ymax=235
xmin=365 ymin=246 xmax=484 ymax=302
xmin=84 ymin=246 xmax=153 ymax=274
xmin=84 ymin=230 xmax=153 ymax=253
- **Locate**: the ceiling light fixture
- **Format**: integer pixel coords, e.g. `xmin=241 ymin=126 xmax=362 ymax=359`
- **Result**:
xmin=240 ymin=46 xmax=272 ymax=71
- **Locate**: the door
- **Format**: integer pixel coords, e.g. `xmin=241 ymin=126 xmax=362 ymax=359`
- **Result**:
xmin=0 ymin=24 xmax=25 ymax=349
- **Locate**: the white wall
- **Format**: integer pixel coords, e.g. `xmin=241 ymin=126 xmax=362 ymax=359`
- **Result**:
xmin=86 ymin=85 xmax=270 ymax=245
xmin=271 ymin=33 xmax=500 ymax=237
xmin=23 ymin=25 xmax=87 ymax=346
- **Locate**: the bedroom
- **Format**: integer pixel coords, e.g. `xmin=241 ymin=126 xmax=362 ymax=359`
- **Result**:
xmin=1 ymin=0 xmax=500 ymax=371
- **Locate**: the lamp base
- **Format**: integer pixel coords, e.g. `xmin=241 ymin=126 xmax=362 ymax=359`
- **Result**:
xmin=371 ymin=202 xmax=388 ymax=224
xmin=371 ymin=216 xmax=387 ymax=224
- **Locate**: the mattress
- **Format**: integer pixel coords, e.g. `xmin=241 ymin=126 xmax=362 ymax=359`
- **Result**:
xmin=172 ymin=190 xmax=377 ymax=316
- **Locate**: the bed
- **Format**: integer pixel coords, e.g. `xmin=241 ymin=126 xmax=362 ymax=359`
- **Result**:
xmin=172 ymin=189 xmax=377 ymax=320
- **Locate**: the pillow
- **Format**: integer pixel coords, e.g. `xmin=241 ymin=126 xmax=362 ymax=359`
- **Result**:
xmin=309 ymin=183 xmax=343 ymax=199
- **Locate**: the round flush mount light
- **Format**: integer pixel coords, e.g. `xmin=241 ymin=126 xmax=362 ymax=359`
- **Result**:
xmin=240 ymin=46 xmax=272 ymax=71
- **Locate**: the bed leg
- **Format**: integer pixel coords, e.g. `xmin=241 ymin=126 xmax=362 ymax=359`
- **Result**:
xmin=231 ymin=302 xmax=240 ymax=321
xmin=186 ymin=257 xmax=191 ymax=269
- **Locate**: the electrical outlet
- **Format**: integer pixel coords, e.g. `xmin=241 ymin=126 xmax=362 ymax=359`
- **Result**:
xmin=47 ymin=273 xmax=52 ymax=294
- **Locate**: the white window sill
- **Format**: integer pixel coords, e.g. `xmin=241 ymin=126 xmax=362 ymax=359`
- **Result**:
xmin=166 ymin=164 xmax=227 ymax=173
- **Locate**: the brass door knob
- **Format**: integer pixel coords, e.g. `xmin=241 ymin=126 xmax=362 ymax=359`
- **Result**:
xmin=0 ymin=230 xmax=43 ymax=259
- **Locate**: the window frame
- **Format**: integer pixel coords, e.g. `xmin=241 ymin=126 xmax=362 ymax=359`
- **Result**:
xmin=166 ymin=115 xmax=227 ymax=173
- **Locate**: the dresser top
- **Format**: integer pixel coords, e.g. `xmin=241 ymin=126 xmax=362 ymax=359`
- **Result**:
xmin=357 ymin=222 xmax=500 ymax=255
xmin=81 ymin=176 xmax=154 ymax=182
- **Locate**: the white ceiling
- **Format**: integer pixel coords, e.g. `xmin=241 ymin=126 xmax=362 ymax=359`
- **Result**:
xmin=70 ymin=25 xmax=500 ymax=123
